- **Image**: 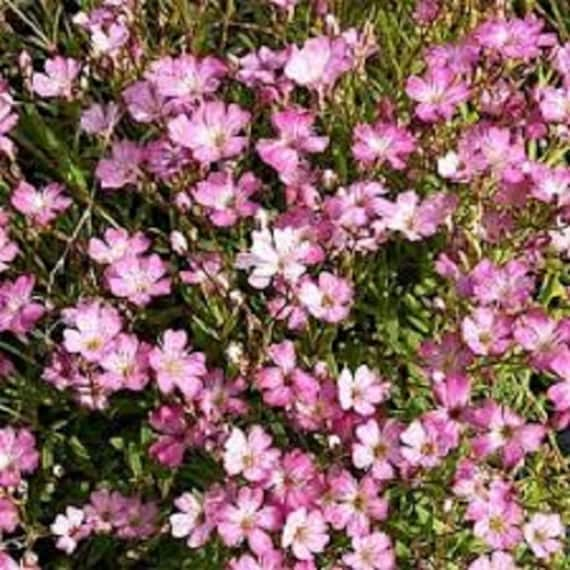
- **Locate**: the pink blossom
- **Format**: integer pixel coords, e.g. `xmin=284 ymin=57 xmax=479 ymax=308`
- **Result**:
xmin=105 ymin=254 xmax=171 ymax=306
xmin=122 ymin=81 xmax=166 ymax=124
xmin=218 ymin=487 xmax=281 ymax=555
xmin=298 ymin=272 xmax=354 ymax=323
xmin=338 ymin=365 xmax=390 ymax=416
xmin=193 ymin=171 xmax=261 ymax=227
xmin=62 ymin=300 xmax=122 ymax=362
xmin=83 ymin=489 xmax=126 ymax=533
xmin=282 ymin=508 xmax=329 ymax=561
xmin=284 ymin=36 xmax=352 ymax=93
xmin=0 ymin=497 xmax=18 ymax=533
xmin=51 ymin=506 xmax=92 ymax=554
xmin=469 ymin=400 xmax=545 ymax=467
xmin=352 ymin=121 xmax=415 ymax=169
xmin=0 ymin=553 xmax=19 ymax=570
xmin=113 ymin=496 xmax=158 ymax=539
xmin=461 ymin=308 xmax=512 ymax=356
xmin=149 ymin=329 xmax=206 ymax=399
xmin=523 ymin=512 xmax=564 ymax=559
xmin=11 ymin=181 xmax=71 ymax=227
xmin=0 ymin=228 xmax=19 ymax=272
xmin=80 ymin=102 xmax=120 ymax=135
xmin=148 ymin=404 xmax=189 ymax=467
xmin=236 ymin=227 xmax=315 ymax=289
xmin=88 ymin=228 xmax=150 ymax=265
xmin=95 ymin=140 xmax=144 ymax=190
xmin=420 ymin=332 xmax=473 ymax=382
xmin=145 ymin=54 xmax=226 ymax=101
xmin=170 ymin=492 xmax=214 ymax=548
xmin=400 ymin=417 xmax=450 ymax=468
xmin=406 ymin=67 xmax=470 ymax=122
xmin=342 ymin=531 xmax=395 ymax=570
xmin=223 ymin=426 xmax=280 ymax=484
xmin=0 ymin=275 xmax=45 ymax=335
xmin=528 ymin=163 xmax=570 ymax=204
xmin=32 ymin=57 xmax=80 ymax=99
xmin=352 ymin=419 xmax=402 ymax=481
xmin=168 ymin=102 xmax=250 ymax=164
xmin=468 ymin=552 xmax=519 ymax=570
xmin=325 ymin=472 xmax=388 ymax=537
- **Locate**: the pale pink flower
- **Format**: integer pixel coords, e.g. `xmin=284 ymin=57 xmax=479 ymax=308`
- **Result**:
xmin=95 ymin=140 xmax=144 ymax=190
xmin=0 ymin=227 xmax=19 ymax=272
xmin=218 ymin=487 xmax=281 ymax=555
xmin=236 ymin=227 xmax=314 ymax=289
xmin=282 ymin=508 xmax=329 ymax=561
xmin=149 ymin=329 xmax=206 ymax=399
xmin=419 ymin=332 xmax=473 ymax=382
xmin=0 ymin=497 xmax=19 ymax=533
xmin=406 ymin=67 xmax=470 ymax=122
xmin=352 ymin=419 xmax=402 ymax=481
xmin=523 ymin=513 xmax=564 ymax=559
xmin=51 ymin=506 xmax=92 ymax=554
xmin=11 ymin=181 xmax=71 ymax=227
xmin=342 ymin=531 xmax=395 ymax=570
xmin=338 ymin=365 xmax=390 ymax=416
xmin=80 ymin=102 xmax=120 ymax=135
xmin=400 ymin=417 xmax=450 ymax=469
xmin=168 ymin=102 xmax=250 ymax=164
xmin=88 ymin=228 xmax=150 ymax=265
xmin=223 ymin=426 xmax=280 ymax=483
xmin=0 ymin=427 xmax=38 ymax=487
xmin=461 ymin=308 xmax=512 ymax=356
xmin=0 ymin=275 xmax=45 ymax=335
xmin=468 ymin=552 xmax=519 ymax=570
xmin=298 ymin=272 xmax=354 ymax=323
xmin=538 ymin=86 xmax=570 ymax=124
xmin=122 ymin=80 xmax=166 ymax=124
xmin=0 ymin=552 xmax=19 ymax=570
xmin=170 ymin=492 xmax=214 ymax=548
xmin=284 ymin=36 xmax=352 ymax=93
xmin=105 ymin=254 xmax=171 ymax=306
xmin=32 ymin=57 xmax=81 ymax=99
xmin=62 ymin=300 xmax=122 ymax=362
xmin=352 ymin=121 xmax=415 ymax=169
xmin=193 ymin=171 xmax=261 ymax=227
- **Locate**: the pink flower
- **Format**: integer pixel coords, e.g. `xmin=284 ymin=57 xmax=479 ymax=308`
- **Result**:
xmin=419 ymin=332 xmax=473 ymax=382
xmin=282 ymin=508 xmax=329 ymax=561
xmin=149 ymin=329 xmax=207 ymax=399
xmin=352 ymin=419 xmax=402 ymax=481
xmin=400 ymin=417 xmax=450 ymax=469
xmin=325 ymin=472 xmax=388 ymax=537
xmin=95 ymin=140 xmax=144 ymax=190
xmin=62 ymin=300 xmax=122 ymax=362
xmin=523 ymin=512 xmax=564 ymax=559
xmin=193 ymin=171 xmax=261 ymax=227
xmin=538 ymin=86 xmax=570 ymax=124
xmin=88 ymin=228 xmax=150 ymax=265
xmin=269 ymin=450 xmax=322 ymax=512
xmin=11 ymin=181 xmax=71 ymax=227
xmin=51 ymin=507 xmax=92 ymax=554
xmin=168 ymin=101 xmax=250 ymax=164
xmin=284 ymin=36 xmax=352 ymax=93
xmin=298 ymin=272 xmax=354 ymax=323
xmin=338 ymin=365 xmax=390 ymax=416
xmin=0 ymin=497 xmax=19 ymax=533
xmin=377 ymin=191 xmax=457 ymax=241
xmin=257 ymin=108 xmax=328 ymax=181
xmin=469 ymin=400 xmax=545 ymax=467
xmin=467 ymin=494 xmax=523 ymax=550
xmin=105 ymin=254 xmax=171 ymax=306
xmin=218 ymin=487 xmax=281 ymax=555
xmin=83 ymin=489 xmax=126 ymax=533
xmin=170 ymin=492 xmax=214 ymax=548
xmin=468 ymin=552 xmax=519 ymax=570
xmin=122 ymin=81 xmax=166 ymax=124
xmin=0 ymin=228 xmax=19 ymax=273
xmin=32 ymin=57 xmax=80 ymax=99
xmin=528 ymin=163 xmax=570 ymax=204
xmin=406 ymin=67 xmax=470 ymax=122
xmin=256 ymin=340 xmax=318 ymax=408
xmin=236 ymin=227 xmax=314 ymax=289
xmin=98 ymin=333 xmax=151 ymax=391
xmin=342 ymin=531 xmax=395 ymax=570
xmin=0 ymin=275 xmax=45 ymax=335
xmin=461 ymin=308 xmax=512 ymax=356
xmin=352 ymin=121 xmax=415 ymax=169
xmin=113 ymin=496 xmax=158 ymax=539
xmin=145 ymin=54 xmax=226 ymax=101
xmin=148 ymin=404 xmax=189 ymax=467
xmin=0 ymin=427 xmax=38 ymax=486
xmin=80 ymin=102 xmax=120 ymax=135
xmin=223 ymin=426 xmax=280 ymax=484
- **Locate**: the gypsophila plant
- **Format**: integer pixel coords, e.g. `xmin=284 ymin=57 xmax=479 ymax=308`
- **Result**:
xmin=0 ymin=0 xmax=569 ymax=568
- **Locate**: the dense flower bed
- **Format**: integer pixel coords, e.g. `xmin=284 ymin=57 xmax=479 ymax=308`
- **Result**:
xmin=0 ymin=0 xmax=569 ymax=568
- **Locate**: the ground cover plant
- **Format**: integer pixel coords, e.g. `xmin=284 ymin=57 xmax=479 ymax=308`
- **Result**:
xmin=0 ymin=0 xmax=570 ymax=568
